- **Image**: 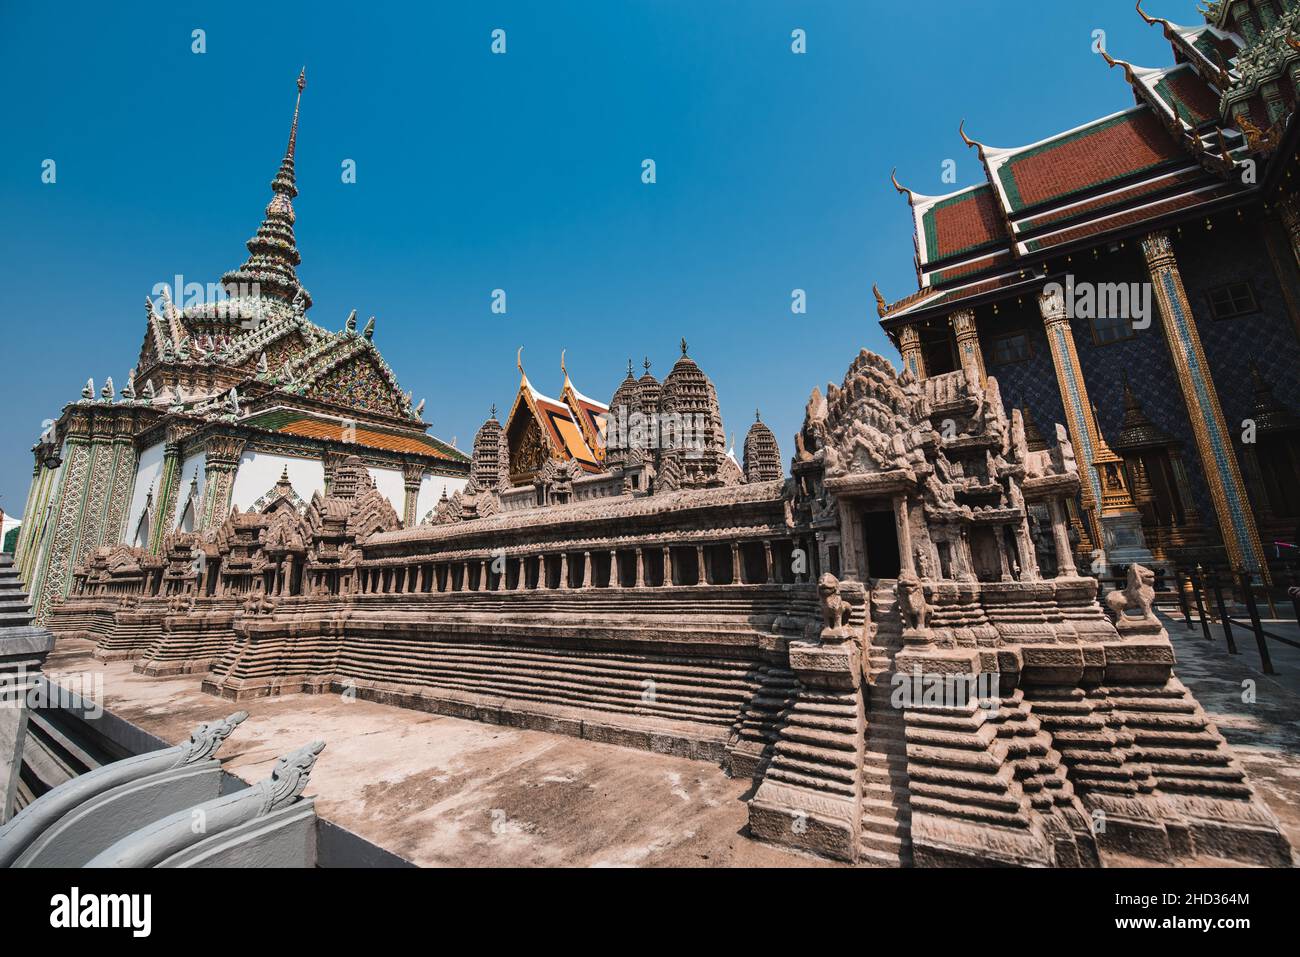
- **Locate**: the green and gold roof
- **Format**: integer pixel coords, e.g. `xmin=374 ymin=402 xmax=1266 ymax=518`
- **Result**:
xmin=877 ymin=2 xmax=1294 ymax=328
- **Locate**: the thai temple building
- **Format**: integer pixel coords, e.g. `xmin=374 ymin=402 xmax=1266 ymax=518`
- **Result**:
xmin=5 ymin=7 xmax=1297 ymax=869
xmin=10 ymin=70 xmax=471 ymax=626
xmin=876 ymin=0 xmax=1300 ymax=583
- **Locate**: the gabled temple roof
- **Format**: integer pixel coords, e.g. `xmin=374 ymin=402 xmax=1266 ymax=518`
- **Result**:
xmin=876 ymin=2 xmax=1280 ymax=327
xmin=505 ymin=351 xmax=607 ymax=476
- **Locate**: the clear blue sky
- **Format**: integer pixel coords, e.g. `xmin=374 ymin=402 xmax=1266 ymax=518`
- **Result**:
xmin=0 ymin=0 xmax=1189 ymax=515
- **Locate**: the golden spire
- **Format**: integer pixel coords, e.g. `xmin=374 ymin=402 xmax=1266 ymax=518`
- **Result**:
xmin=287 ymin=67 xmax=306 ymax=163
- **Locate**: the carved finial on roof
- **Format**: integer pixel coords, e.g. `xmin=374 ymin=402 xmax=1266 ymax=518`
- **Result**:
xmin=345 ymin=309 xmax=357 ymax=333
xmin=1135 ymin=1 xmax=1161 ymax=26
xmin=490 ymin=402 xmax=498 ymax=418
xmin=415 ymin=397 xmax=425 ymax=416
xmin=755 ymin=408 xmax=762 ymax=422
xmin=102 ymin=377 xmax=115 ymax=402
xmin=890 ymin=168 xmax=915 ymax=203
xmin=560 ymin=348 xmax=567 ymax=379
xmin=82 ymin=378 xmax=94 ymax=401
xmin=644 ymin=357 xmax=652 ymax=374
xmin=363 ymin=316 xmax=375 ymax=339
xmin=517 ymin=346 xmax=525 ymax=378
xmin=626 ymin=358 xmax=634 ymax=377
xmin=257 ymin=351 xmax=269 ymax=374
xmin=958 ymin=118 xmax=989 ymax=161
xmin=680 ymin=337 xmax=689 ymax=357
xmin=1099 ymin=48 xmax=1138 ymax=86
xmin=873 ymin=282 xmax=889 ymax=318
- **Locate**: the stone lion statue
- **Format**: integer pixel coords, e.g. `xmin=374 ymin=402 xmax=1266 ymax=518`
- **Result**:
xmin=818 ymin=573 xmax=852 ymax=635
xmin=1105 ymin=563 xmax=1156 ymax=624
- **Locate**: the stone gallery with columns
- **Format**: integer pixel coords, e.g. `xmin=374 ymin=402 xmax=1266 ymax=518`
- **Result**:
xmin=878 ymin=1 xmax=1300 ymax=586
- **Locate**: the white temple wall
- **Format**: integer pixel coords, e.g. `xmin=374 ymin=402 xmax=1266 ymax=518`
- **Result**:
xmin=366 ymin=467 xmax=406 ymax=514
xmin=173 ymin=453 xmax=206 ymax=529
xmin=124 ymin=441 xmax=165 ymax=546
xmin=417 ymin=473 xmax=468 ymax=519
xmin=230 ymin=452 xmax=325 ymax=512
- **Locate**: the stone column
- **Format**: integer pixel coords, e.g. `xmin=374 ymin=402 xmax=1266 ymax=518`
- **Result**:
xmin=695 ymin=545 xmax=707 ymax=586
xmin=731 ymin=543 xmax=742 ymax=585
xmin=1049 ymin=498 xmax=1077 ymax=577
xmin=893 ymin=495 xmax=916 ymax=577
xmin=950 ymin=309 xmax=986 ymax=387
xmin=558 ymin=553 xmax=569 ymax=590
xmin=199 ymin=435 xmax=246 ymax=532
xmin=661 ymin=547 xmax=672 ymax=586
xmin=898 ymin=323 xmax=926 ymax=380
xmin=579 ymin=551 xmax=590 ymax=589
xmin=763 ymin=541 xmax=775 ymax=584
xmin=401 ymin=463 xmax=423 ymax=528
xmin=609 ymin=550 xmax=621 ymax=589
xmin=515 ymin=557 xmax=526 ymax=591
xmin=635 ymin=548 xmax=646 ymax=588
xmin=1140 ymin=230 xmax=1269 ymax=580
xmin=148 ymin=431 xmax=185 ymax=555
xmin=537 ymin=553 xmax=546 ymax=589
xmin=1037 ymin=285 xmax=1104 ymax=543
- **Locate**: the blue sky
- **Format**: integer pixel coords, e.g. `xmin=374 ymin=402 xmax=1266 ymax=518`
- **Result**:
xmin=0 ymin=0 xmax=1190 ymax=515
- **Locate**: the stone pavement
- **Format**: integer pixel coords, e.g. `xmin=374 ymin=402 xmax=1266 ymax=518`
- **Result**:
xmin=44 ymin=638 xmax=832 ymax=868
xmin=1162 ymin=611 xmax=1300 ymax=859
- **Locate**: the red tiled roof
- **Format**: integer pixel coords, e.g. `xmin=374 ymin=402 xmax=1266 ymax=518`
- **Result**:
xmin=995 ymin=108 xmax=1184 ymax=212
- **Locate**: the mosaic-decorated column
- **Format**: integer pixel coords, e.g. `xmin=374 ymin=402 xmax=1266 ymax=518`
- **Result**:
xmin=31 ymin=411 xmax=93 ymax=625
xmin=950 ymin=310 xmax=986 ymax=387
xmin=199 ymin=436 xmax=246 ymax=531
xmin=1037 ymin=286 xmax=1104 ymax=535
xmin=897 ymin=323 xmax=926 ymax=380
xmin=401 ymin=463 xmax=422 ymax=527
xmin=1140 ymin=230 xmax=1268 ymax=579
xmin=149 ymin=427 xmax=186 ymax=554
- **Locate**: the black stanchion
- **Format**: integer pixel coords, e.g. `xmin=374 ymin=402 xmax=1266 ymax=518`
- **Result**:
xmin=1239 ymin=569 xmax=1277 ymax=676
xmin=1190 ymin=565 xmax=1212 ymax=642
xmin=1209 ymin=569 xmax=1239 ymax=655
xmin=1176 ymin=571 xmax=1193 ymax=630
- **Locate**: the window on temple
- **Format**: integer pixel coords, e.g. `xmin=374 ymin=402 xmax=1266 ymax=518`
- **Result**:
xmin=1207 ymin=281 xmax=1258 ymax=320
xmin=1088 ymin=310 xmax=1133 ymax=345
xmin=990 ymin=332 xmax=1031 ymax=365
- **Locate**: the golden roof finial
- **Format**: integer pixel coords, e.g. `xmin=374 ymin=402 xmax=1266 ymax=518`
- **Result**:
xmin=517 ymin=346 xmax=525 ymax=378
xmin=1135 ymin=1 xmax=1159 ymax=26
xmin=873 ymin=283 xmax=889 ymax=318
xmin=560 ymin=348 xmax=567 ymax=379
xmin=1098 ymin=49 xmax=1138 ymax=86
xmin=890 ymin=168 xmax=916 ymax=203
xmin=958 ymin=118 xmax=988 ymax=162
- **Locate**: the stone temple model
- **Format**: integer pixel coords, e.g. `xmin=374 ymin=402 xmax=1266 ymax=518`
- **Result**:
xmin=16 ymin=68 xmax=1292 ymax=867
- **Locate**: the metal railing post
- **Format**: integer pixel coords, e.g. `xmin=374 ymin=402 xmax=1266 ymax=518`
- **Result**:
xmin=1177 ymin=571 xmax=1193 ymax=630
xmin=1239 ymin=569 xmax=1277 ymax=676
xmin=1209 ymin=568 xmax=1239 ymax=655
xmin=1190 ymin=565 xmax=1213 ymax=642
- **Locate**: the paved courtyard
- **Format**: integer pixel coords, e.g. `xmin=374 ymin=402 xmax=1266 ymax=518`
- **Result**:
xmin=44 ymin=639 xmax=827 ymax=868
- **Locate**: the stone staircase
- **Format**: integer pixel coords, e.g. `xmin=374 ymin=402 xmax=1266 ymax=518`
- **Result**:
xmin=859 ymin=579 xmax=913 ymax=867
xmin=0 ymin=554 xmax=38 ymax=633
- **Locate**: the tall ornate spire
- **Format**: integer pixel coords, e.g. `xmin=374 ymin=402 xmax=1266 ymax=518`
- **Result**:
xmin=222 ymin=69 xmax=312 ymax=312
